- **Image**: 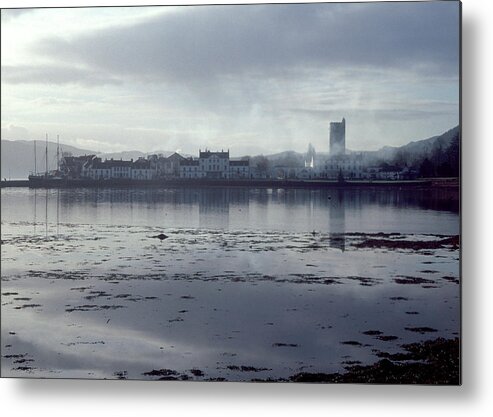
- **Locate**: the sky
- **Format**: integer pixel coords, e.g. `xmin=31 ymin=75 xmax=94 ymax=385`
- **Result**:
xmin=1 ymin=1 xmax=460 ymax=156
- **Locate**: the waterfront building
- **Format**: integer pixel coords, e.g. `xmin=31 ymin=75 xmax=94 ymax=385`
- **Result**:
xmin=180 ymin=158 xmax=202 ymax=179
xmin=60 ymin=155 xmax=97 ymax=179
xmin=229 ymin=160 xmax=250 ymax=179
xmin=131 ymin=158 xmax=153 ymax=180
xmin=180 ymin=150 xmax=250 ymax=179
xmin=164 ymin=152 xmax=186 ymax=178
xmin=323 ymin=154 xmax=364 ymax=180
xmin=82 ymin=157 xmax=153 ymax=180
xmin=199 ymin=150 xmax=230 ymax=179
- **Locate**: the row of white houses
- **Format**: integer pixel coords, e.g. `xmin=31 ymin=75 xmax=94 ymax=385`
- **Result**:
xmin=61 ymin=150 xmax=414 ymax=182
xmin=65 ymin=150 xmax=252 ymax=181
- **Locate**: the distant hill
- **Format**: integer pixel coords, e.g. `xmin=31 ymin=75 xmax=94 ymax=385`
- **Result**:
xmin=0 ymin=140 xmax=191 ymax=180
xmin=0 ymin=140 xmax=97 ymax=180
xmin=364 ymin=126 xmax=460 ymax=165
xmin=99 ymin=150 xmax=187 ymax=161
xmin=359 ymin=126 xmax=460 ymax=177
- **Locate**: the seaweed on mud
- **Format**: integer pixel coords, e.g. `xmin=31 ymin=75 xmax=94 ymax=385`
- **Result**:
xmin=227 ymin=365 xmax=271 ymax=372
xmin=394 ymin=276 xmax=434 ymax=285
xmin=13 ymin=358 xmax=34 ymax=364
xmin=3 ymin=354 xmax=27 ymax=359
xmin=442 ymin=276 xmax=460 ymax=284
xmin=376 ymin=335 xmax=399 ymax=341
xmin=13 ymin=304 xmax=42 ymax=309
xmin=272 ymin=343 xmax=299 ymax=348
xmin=84 ymin=291 xmax=112 ymax=300
xmin=143 ymin=368 xmax=178 ymax=377
xmin=354 ymin=235 xmax=459 ymax=251
xmin=143 ymin=369 xmax=179 ymax=379
xmin=190 ymin=369 xmax=204 ymax=377
xmin=70 ymin=286 xmax=93 ymax=292
xmin=65 ymin=304 xmax=126 ymax=312
xmin=344 ymin=276 xmax=381 ymax=286
xmin=340 ymin=341 xmax=363 ymax=346
xmin=405 ymin=327 xmax=438 ymax=334
xmin=289 ymin=338 xmax=459 ymax=384
xmin=168 ymin=317 xmax=184 ymax=323
xmin=114 ymin=371 xmax=128 ymax=380
xmin=13 ymin=366 xmax=35 ymax=372
xmin=342 ymin=360 xmax=362 ymax=366
xmin=362 ymin=330 xmax=383 ymax=336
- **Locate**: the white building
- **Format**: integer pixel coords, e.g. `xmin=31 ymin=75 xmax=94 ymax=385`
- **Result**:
xmin=180 ymin=159 xmax=202 ymax=179
xmin=131 ymin=158 xmax=153 ymax=180
xmin=199 ymin=150 xmax=230 ymax=179
xmin=179 ymin=150 xmax=250 ymax=179
xmin=83 ymin=158 xmax=153 ymax=180
xmin=229 ymin=160 xmax=250 ymax=178
xmin=323 ymin=154 xmax=364 ymax=180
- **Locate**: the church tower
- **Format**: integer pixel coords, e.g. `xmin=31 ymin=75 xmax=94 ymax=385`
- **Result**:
xmin=329 ymin=118 xmax=346 ymax=156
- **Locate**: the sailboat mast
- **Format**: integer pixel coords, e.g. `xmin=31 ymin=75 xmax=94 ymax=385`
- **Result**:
xmin=34 ymin=140 xmax=37 ymax=175
xmin=57 ymin=135 xmax=60 ymax=172
xmin=45 ymin=133 xmax=48 ymax=177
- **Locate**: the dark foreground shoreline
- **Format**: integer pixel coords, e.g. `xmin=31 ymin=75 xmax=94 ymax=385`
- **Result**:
xmin=136 ymin=338 xmax=460 ymax=384
xmin=0 ymin=178 xmax=458 ymax=189
xmin=286 ymin=338 xmax=460 ymax=385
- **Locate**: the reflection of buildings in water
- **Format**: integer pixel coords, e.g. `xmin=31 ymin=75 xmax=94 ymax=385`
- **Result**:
xmin=328 ymin=189 xmax=346 ymax=251
xmin=198 ymin=188 xmax=230 ymax=229
xmin=196 ymin=188 xmax=250 ymax=229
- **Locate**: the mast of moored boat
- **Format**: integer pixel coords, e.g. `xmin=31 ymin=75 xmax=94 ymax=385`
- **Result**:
xmin=45 ymin=133 xmax=48 ymax=177
xmin=34 ymin=140 xmax=37 ymax=175
xmin=57 ymin=134 xmax=60 ymax=173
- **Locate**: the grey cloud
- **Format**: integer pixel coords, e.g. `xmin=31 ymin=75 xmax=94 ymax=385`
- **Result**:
xmin=288 ymin=107 xmax=456 ymax=122
xmin=27 ymin=2 xmax=459 ymax=86
xmin=1 ymin=8 xmax=34 ymax=21
xmin=2 ymin=65 xmax=122 ymax=86
xmin=1 ymin=124 xmax=30 ymax=140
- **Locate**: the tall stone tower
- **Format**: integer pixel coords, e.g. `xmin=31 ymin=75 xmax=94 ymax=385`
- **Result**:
xmin=329 ymin=118 xmax=346 ymax=156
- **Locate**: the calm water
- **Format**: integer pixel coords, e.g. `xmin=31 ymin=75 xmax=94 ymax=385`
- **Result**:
xmin=1 ymin=187 xmax=460 ymax=380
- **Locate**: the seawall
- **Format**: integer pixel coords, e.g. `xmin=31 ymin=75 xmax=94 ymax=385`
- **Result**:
xmin=0 ymin=178 xmax=444 ymax=189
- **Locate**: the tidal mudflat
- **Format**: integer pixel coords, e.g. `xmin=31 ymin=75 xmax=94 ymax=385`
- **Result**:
xmin=1 ymin=187 xmax=460 ymax=382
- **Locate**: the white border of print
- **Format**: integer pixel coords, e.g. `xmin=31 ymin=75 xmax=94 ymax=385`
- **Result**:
xmin=1 ymin=1 xmax=492 ymax=416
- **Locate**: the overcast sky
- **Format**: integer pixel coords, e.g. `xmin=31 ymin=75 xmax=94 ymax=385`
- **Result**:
xmin=1 ymin=1 xmax=460 ymax=156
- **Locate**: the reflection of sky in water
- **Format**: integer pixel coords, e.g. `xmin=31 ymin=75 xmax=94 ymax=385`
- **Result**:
xmin=1 ymin=187 xmax=459 ymax=380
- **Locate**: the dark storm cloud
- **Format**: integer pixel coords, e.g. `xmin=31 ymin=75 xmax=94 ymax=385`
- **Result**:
xmin=11 ymin=2 xmax=459 ymax=86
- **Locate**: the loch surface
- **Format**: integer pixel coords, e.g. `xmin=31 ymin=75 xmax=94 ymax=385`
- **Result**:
xmin=1 ymin=187 xmax=460 ymax=380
